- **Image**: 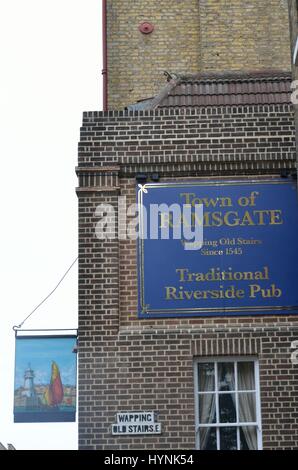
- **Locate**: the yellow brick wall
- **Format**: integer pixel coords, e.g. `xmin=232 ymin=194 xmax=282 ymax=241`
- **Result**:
xmin=107 ymin=0 xmax=201 ymax=110
xmin=107 ymin=0 xmax=291 ymax=110
xmin=199 ymin=0 xmax=291 ymax=72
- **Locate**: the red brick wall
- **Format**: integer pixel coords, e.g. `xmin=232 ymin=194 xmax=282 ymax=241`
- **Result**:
xmin=77 ymin=106 xmax=298 ymax=449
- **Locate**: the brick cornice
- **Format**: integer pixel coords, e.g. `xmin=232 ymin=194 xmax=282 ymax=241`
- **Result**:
xmin=76 ymin=165 xmax=120 ymax=193
xmin=76 ymin=186 xmax=120 ymax=194
xmin=119 ymin=160 xmax=296 ymax=178
xmin=75 ymin=165 xmax=120 ymax=174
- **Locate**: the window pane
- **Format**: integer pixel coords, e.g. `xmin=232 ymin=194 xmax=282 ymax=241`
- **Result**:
xmin=238 ymin=392 xmax=256 ymax=423
xmin=195 ymin=360 xmax=260 ymax=451
xmin=240 ymin=427 xmax=258 ymax=450
xmin=198 ymin=363 xmax=215 ymax=392
xmin=199 ymin=393 xmax=216 ymax=424
xmin=219 ymin=393 xmax=236 ymax=423
xmin=220 ymin=427 xmax=237 ymax=450
xmin=200 ymin=427 xmax=217 ymax=450
xmin=238 ymin=362 xmax=255 ymax=390
xmin=218 ymin=362 xmax=234 ymax=391
xmin=200 ymin=428 xmax=217 ymax=450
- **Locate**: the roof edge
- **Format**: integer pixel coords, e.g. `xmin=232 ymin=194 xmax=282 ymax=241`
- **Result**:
xmin=165 ymin=69 xmax=292 ymax=83
xmin=126 ymin=69 xmax=293 ymax=111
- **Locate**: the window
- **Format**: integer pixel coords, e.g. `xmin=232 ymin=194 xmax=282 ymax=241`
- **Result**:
xmin=194 ymin=358 xmax=262 ymax=450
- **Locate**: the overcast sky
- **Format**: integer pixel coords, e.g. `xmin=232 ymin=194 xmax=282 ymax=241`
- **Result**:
xmin=0 ymin=0 xmax=101 ymax=449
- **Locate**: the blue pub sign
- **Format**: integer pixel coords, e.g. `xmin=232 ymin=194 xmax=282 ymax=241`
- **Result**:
xmin=138 ymin=179 xmax=298 ymax=318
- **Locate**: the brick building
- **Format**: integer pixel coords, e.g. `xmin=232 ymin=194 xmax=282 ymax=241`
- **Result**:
xmin=288 ymin=0 xmax=298 ymax=180
xmin=106 ymin=0 xmax=290 ymax=110
xmin=77 ymin=1 xmax=298 ymax=450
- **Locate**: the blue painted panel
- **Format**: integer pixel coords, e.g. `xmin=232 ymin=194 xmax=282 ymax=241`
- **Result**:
xmin=138 ymin=180 xmax=298 ymax=318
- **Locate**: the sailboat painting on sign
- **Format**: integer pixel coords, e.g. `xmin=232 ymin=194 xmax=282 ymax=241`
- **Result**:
xmin=14 ymin=336 xmax=77 ymax=423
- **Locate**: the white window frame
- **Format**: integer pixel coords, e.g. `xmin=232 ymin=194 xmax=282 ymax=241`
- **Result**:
xmin=194 ymin=356 xmax=262 ymax=450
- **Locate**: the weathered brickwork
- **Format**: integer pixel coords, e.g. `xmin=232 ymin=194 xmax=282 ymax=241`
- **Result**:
xmin=107 ymin=0 xmax=201 ymax=110
xmin=77 ymin=105 xmax=298 ymax=449
xmin=107 ymin=1 xmax=291 ymax=110
xmin=199 ymin=0 xmax=291 ymax=73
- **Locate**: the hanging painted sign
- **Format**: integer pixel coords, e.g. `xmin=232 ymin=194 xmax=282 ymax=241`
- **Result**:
xmin=138 ymin=179 xmax=298 ymax=318
xmin=14 ymin=335 xmax=77 ymax=422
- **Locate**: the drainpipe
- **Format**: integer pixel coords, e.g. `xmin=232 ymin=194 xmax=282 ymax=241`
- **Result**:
xmin=102 ymin=0 xmax=108 ymax=111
